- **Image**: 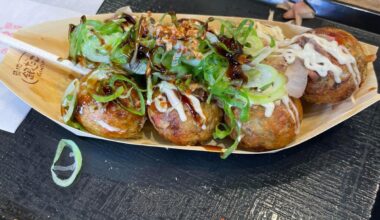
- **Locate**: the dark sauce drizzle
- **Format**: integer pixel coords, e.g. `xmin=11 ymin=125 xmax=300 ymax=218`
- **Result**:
xmin=174 ymin=91 xmax=203 ymax=126
xmin=202 ymin=145 xmax=223 ymax=152
xmin=215 ymin=36 xmax=249 ymax=83
xmin=120 ymin=13 xmax=136 ymax=25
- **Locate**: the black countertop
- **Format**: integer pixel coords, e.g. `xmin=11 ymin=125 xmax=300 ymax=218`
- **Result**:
xmin=1 ymin=0 xmax=380 ymax=219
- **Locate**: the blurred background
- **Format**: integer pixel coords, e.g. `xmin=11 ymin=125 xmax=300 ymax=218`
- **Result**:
xmin=260 ymin=0 xmax=380 ymax=34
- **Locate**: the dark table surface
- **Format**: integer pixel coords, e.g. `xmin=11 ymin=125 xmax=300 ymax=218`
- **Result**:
xmin=1 ymin=0 xmax=380 ymax=219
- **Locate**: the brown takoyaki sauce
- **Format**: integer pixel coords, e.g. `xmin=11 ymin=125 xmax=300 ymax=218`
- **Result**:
xmin=102 ymin=85 xmax=113 ymax=95
xmin=215 ymin=36 xmax=248 ymax=83
xmin=120 ymin=13 xmax=136 ymax=25
xmin=176 ymin=91 xmax=203 ymax=126
xmin=192 ymin=87 xmax=208 ymax=102
xmin=203 ymin=145 xmax=222 ymax=152
xmin=68 ymin=24 xmax=76 ymax=34
xmin=137 ymin=45 xmax=150 ymax=59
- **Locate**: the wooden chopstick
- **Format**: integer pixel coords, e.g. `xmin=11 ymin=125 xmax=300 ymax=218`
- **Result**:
xmin=0 ymin=33 xmax=90 ymax=75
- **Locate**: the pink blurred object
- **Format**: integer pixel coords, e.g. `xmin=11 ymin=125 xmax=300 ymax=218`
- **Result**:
xmin=285 ymin=58 xmax=309 ymax=98
xmin=277 ymin=0 xmax=315 ymax=25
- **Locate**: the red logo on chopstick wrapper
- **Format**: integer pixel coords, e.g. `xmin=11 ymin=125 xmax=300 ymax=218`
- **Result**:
xmin=0 ymin=22 xmax=22 ymax=56
xmin=13 ymin=53 xmax=45 ymax=84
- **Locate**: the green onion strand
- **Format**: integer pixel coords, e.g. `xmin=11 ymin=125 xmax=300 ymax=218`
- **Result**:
xmin=92 ymin=86 xmax=125 ymax=103
xmin=51 ymin=139 xmax=83 ymax=187
xmin=109 ymin=74 xmax=146 ymax=116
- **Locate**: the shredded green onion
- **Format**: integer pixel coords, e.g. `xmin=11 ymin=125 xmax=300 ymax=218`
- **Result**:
xmin=124 ymin=59 xmax=148 ymax=75
xmin=213 ymin=122 xmax=232 ymax=139
xmin=119 ymin=87 xmax=133 ymax=99
xmin=270 ymin=36 xmax=276 ymax=48
xmin=109 ymin=74 xmax=146 ymax=116
xmin=221 ymin=129 xmax=242 ymax=159
xmin=68 ymin=15 xmax=134 ymax=67
xmin=51 ymin=139 xmax=83 ymax=187
xmin=92 ymin=86 xmax=125 ymax=102
xmin=66 ymin=121 xmax=86 ymax=131
xmin=61 ymin=79 xmax=79 ymax=123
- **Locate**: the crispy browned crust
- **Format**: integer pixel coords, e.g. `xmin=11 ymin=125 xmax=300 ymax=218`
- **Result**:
xmin=148 ymin=90 xmax=222 ymax=146
xmin=74 ymin=76 xmax=146 ymax=139
xmin=229 ymin=98 xmax=303 ymax=151
xmin=303 ymin=69 xmax=357 ymax=104
xmin=303 ymin=27 xmax=367 ymax=104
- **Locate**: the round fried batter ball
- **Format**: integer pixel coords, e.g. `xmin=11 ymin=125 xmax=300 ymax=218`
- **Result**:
xmin=74 ymin=74 xmax=146 ymax=139
xmin=229 ymin=98 xmax=303 ymax=151
xmin=148 ymin=84 xmax=222 ymax=145
xmin=303 ymin=27 xmax=368 ymax=104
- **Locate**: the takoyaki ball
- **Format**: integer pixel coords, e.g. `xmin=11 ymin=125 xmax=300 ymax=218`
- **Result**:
xmin=148 ymin=83 xmax=223 ymax=145
xmin=75 ymin=74 xmax=146 ymax=139
xmin=229 ymin=98 xmax=303 ymax=151
xmin=303 ymin=27 xmax=367 ymax=104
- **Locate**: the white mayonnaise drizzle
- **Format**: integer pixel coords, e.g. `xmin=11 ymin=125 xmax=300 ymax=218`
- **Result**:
xmin=185 ymin=94 xmax=207 ymax=130
xmin=78 ymin=106 xmax=84 ymax=115
xmin=155 ymin=82 xmax=207 ymax=128
xmin=281 ymin=96 xmax=300 ymax=134
xmin=96 ymin=120 xmax=121 ymax=132
xmin=261 ymin=102 xmax=275 ymax=117
xmin=257 ymin=96 xmax=300 ymax=134
xmin=157 ymin=81 xmax=187 ymax=121
xmin=279 ymin=33 xmax=361 ymax=86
